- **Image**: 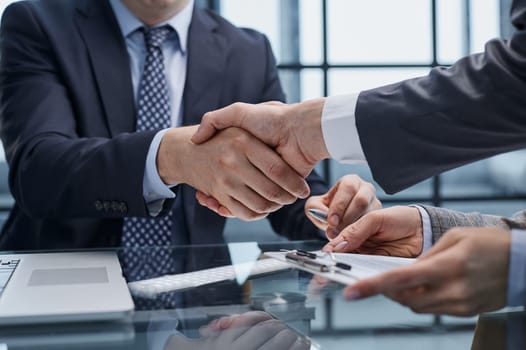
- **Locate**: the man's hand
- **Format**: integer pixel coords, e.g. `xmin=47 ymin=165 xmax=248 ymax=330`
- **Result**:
xmin=191 ymin=100 xmax=331 ymax=178
xmin=343 ymin=227 xmax=511 ymax=316
xmin=305 ymin=175 xmax=381 ymax=239
xmin=322 ymin=206 xmax=423 ymax=257
xmin=158 ymin=126 xmax=309 ymax=220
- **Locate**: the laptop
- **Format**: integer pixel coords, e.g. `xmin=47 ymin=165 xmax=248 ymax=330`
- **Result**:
xmin=0 ymin=251 xmax=134 ymax=325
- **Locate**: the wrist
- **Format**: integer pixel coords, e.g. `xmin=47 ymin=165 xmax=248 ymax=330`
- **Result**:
xmin=157 ymin=126 xmax=197 ymax=185
xmin=290 ymin=98 xmax=330 ymax=163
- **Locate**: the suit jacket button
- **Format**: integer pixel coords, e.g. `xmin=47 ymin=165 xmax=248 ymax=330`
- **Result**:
xmin=110 ymin=201 xmax=119 ymax=211
xmin=102 ymin=201 xmax=110 ymax=211
xmin=95 ymin=200 xmax=103 ymax=211
xmin=119 ymin=203 xmax=128 ymax=214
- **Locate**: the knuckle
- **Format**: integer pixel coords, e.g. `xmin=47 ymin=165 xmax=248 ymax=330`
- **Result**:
xmin=267 ymin=188 xmax=286 ymax=203
xmin=217 ymin=176 xmax=233 ymax=189
xmin=268 ymin=186 xmax=296 ymax=205
xmin=267 ymin=161 xmax=287 ymax=179
xmin=254 ymin=201 xmax=275 ymax=214
xmin=201 ymin=111 xmax=212 ymax=123
xmin=343 ymin=174 xmax=358 ymax=183
xmin=231 ymin=130 xmax=249 ymax=145
xmin=231 ymin=102 xmax=245 ymax=115
xmin=353 ymin=195 xmax=369 ymax=212
xmin=365 ymin=182 xmax=377 ymax=194
xmin=218 ymin=154 xmax=237 ymax=170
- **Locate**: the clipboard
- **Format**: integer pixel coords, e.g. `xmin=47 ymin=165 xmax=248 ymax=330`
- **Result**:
xmin=264 ymin=250 xmax=415 ymax=286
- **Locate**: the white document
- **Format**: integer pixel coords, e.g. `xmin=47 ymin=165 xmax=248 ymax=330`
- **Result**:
xmin=264 ymin=251 xmax=415 ymax=286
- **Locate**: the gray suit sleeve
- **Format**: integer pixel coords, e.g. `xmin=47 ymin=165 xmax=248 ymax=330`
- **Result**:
xmin=422 ymin=205 xmax=526 ymax=243
xmin=356 ymin=1 xmax=526 ymax=194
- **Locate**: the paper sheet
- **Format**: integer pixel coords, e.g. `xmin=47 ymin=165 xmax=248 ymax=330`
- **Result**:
xmin=264 ymin=251 xmax=415 ymax=286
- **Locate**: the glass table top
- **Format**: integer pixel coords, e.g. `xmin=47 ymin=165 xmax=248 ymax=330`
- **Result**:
xmin=0 ymin=240 xmax=523 ymax=350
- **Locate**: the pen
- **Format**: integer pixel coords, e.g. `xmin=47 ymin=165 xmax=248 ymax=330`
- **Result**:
xmin=285 ymin=252 xmax=330 ymax=272
xmin=327 ymin=252 xmax=352 ymax=271
xmin=307 ymin=208 xmax=328 ymax=223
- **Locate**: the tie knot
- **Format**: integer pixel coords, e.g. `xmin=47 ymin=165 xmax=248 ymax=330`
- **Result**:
xmin=143 ymin=26 xmax=173 ymax=48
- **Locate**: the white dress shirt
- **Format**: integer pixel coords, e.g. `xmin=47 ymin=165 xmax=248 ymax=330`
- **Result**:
xmin=110 ymin=0 xmax=194 ymax=216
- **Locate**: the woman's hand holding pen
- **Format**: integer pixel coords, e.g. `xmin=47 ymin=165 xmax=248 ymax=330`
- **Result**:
xmin=305 ymin=175 xmax=381 ymax=239
xmin=322 ymin=206 xmax=423 ymax=257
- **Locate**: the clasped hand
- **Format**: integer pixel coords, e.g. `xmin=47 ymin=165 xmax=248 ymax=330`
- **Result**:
xmin=158 ymin=125 xmax=310 ymax=220
xmin=190 ymin=100 xmax=330 ymax=218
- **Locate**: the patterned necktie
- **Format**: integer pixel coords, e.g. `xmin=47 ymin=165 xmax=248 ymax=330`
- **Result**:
xmin=121 ymin=26 xmax=176 ymax=286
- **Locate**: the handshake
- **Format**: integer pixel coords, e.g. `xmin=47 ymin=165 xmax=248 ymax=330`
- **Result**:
xmin=158 ymin=99 xmax=333 ymax=221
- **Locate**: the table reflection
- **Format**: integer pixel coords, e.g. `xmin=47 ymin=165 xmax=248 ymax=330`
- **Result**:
xmin=158 ymin=311 xmax=312 ymax=350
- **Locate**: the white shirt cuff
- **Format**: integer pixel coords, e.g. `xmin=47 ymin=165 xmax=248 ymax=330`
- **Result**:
xmin=321 ymin=93 xmax=366 ymax=164
xmin=507 ymin=229 xmax=526 ymax=306
xmin=412 ymin=205 xmax=432 ymax=254
xmin=143 ymin=129 xmax=177 ymax=216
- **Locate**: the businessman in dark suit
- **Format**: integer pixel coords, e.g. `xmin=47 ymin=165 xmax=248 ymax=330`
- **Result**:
xmin=0 ymin=0 xmax=356 ymax=255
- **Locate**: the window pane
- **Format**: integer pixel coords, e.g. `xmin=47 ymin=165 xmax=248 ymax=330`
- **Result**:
xmin=328 ymin=68 xmax=430 ymax=95
xmin=0 ymin=0 xmax=20 ymax=18
xmin=299 ymin=0 xmax=323 ymax=64
xmin=221 ymin=0 xmax=281 ymax=60
xmin=441 ymin=150 xmax=526 ymax=197
xmin=442 ymin=201 xmax=526 ymax=218
xmin=279 ymin=69 xmax=323 ymax=103
xmin=300 ymin=69 xmax=323 ymax=100
xmin=329 ymin=162 xmax=433 ymax=199
xmin=437 ymin=0 xmax=465 ymax=64
xmin=327 ymin=0 xmax=432 ymax=64
xmin=470 ymin=0 xmax=499 ymax=53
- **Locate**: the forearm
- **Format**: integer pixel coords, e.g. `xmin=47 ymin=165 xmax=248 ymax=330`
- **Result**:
xmin=422 ymin=205 xmax=510 ymax=243
xmin=9 ymin=131 xmax=159 ymax=218
xmin=287 ymin=98 xmax=331 ymax=165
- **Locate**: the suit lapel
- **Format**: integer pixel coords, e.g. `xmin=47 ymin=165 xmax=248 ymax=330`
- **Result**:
xmin=182 ymin=8 xmax=227 ymax=126
xmin=182 ymin=8 xmax=228 ymax=243
xmin=75 ymin=0 xmax=136 ymax=136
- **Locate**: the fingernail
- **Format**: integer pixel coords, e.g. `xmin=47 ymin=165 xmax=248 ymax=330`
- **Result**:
xmin=329 ymin=214 xmax=339 ymax=226
xmin=344 ymin=289 xmax=361 ymax=300
xmin=218 ymin=316 xmax=233 ymax=329
xmin=208 ymin=318 xmax=220 ymax=331
xmin=334 ymin=240 xmax=348 ymax=251
xmin=321 ymin=244 xmax=332 ymax=252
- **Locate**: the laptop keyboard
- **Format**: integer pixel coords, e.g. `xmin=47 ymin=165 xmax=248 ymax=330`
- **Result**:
xmin=0 ymin=258 xmax=20 ymax=298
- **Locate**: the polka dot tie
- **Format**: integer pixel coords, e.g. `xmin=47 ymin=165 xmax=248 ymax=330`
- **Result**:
xmin=121 ymin=26 xmax=179 ymax=302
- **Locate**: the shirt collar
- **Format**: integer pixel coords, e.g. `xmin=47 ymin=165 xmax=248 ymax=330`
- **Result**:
xmin=109 ymin=0 xmax=194 ymax=53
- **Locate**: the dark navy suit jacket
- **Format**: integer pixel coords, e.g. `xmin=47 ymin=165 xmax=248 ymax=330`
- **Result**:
xmin=0 ymin=0 xmax=327 ymax=251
